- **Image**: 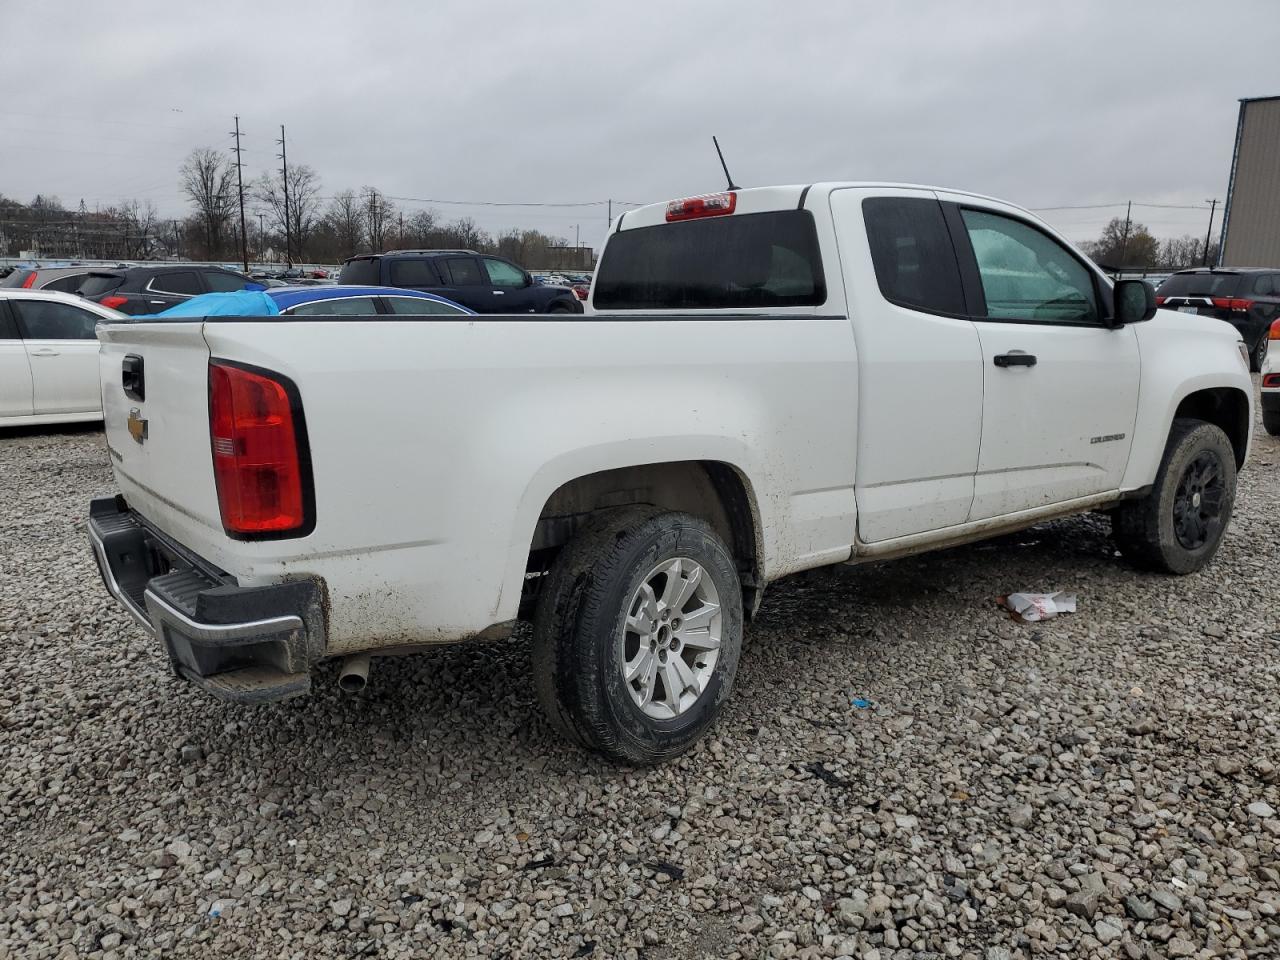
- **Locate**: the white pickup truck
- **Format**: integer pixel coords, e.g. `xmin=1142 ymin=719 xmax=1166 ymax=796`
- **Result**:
xmin=88 ymin=183 xmax=1253 ymax=764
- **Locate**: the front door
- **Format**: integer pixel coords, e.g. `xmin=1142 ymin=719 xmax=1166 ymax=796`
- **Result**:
xmin=947 ymin=202 xmax=1140 ymax=519
xmin=10 ymin=298 xmax=102 ymax=416
xmin=438 ymin=257 xmax=489 ymax=311
xmin=830 ymin=188 xmax=985 ymax=542
xmin=0 ymin=303 xmax=34 ymax=419
xmin=481 ymin=257 xmax=536 ymax=312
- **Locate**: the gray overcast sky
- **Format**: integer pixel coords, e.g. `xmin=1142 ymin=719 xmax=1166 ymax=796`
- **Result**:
xmin=4 ymin=0 xmax=1277 ymax=251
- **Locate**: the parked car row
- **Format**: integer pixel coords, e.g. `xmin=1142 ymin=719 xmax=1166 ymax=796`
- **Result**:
xmin=1155 ymin=267 xmax=1278 ymax=371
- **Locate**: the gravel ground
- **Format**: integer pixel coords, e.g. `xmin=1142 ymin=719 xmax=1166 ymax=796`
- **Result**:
xmin=2 ymin=403 xmax=1278 ymax=960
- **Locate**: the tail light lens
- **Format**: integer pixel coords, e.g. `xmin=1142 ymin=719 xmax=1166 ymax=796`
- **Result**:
xmin=1270 ymin=319 xmax=1280 ymax=341
xmin=208 ymin=361 xmax=312 ymax=538
xmin=665 ymin=192 xmax=737 ymax=222
xmin=1155 ymin=296 xmax=1166 ymax=305
xmin=1211 ymin=297 xmax=1254 ymax=312
xmin=1264 ymin=374 xmax=1280 ymax=388
xmin=20 ymin=271 xmax=37 ymax=288
xmin=99 ymin=295 xmax=128 ymax=310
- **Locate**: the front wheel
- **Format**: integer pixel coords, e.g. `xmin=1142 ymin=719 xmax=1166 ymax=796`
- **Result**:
xmin=1263 ymin=407 xmax=1280 ymax=437
xmin=532 ymin=508 xmax=743 ymax=765
xmin=1112 ymin=418 xmax=1237 ymax=574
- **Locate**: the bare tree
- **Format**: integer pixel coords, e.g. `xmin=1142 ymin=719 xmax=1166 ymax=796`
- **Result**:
xmin=181 ymin=148 xmax=237 ymax=258
xmin=255 ymin=163 xmax=322 ymax=261
xmin=362 ymin=187 xmax=395 ymax=252
xmin=324 ymin=189 xmax=366 ymax=257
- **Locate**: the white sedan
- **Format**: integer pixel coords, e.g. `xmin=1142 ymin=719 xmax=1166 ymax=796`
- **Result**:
xmin=0 ymin=289 xmax=123 ymax=427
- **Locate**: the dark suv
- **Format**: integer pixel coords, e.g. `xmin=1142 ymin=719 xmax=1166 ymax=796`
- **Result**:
xmin=339 ymin=250 xmax=582 ymax=314
xmin=1156 ymin=268 xmax=1279 ymax=370
xmin=77 ymin=265 xmax=257 ymax=316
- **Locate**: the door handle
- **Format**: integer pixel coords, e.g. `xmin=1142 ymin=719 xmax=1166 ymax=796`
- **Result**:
xmin=993 ymin=352 xmax=1037 ymax=368
xmin=492 ymin=290 xmax=505 ymax=295
xmin=148 ymin=300 xmax=166 ymax=305
xmin=29 ymin=348 xmax=59 ymax=357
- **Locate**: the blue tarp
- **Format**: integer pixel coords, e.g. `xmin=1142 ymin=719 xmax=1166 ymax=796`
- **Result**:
xmin=133 ymin=290 xmax=279 ymax=319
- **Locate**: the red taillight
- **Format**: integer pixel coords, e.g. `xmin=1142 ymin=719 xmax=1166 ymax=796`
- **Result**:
xmin=1211 ymin=297 xmax=1254 ymax=312
xmin=20 ymin=271 xmax=36 ymax=288
xmin=1155 ymin=296 xmax=1166 ymax=305
xmin=1264 ymin=374 xmax=1280 ymax=388
xmin=99 ymin=295 xmax=128 ymax=310
xmin=665 ymin=191 xmax=736 ymax=222
xmin=1270 ymin=319 xmax=1280 ymax=341
xmin=208 ymin=361 xmax=310 ymax=537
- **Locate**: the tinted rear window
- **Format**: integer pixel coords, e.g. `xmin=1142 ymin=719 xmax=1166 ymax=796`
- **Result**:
xmin=43 ymin=273 xmax=91 ymax=293
xmin=77 ymin=274 xmax=125 ymax=297
xmin=863 ymin=197 xmax=965 ymax=315
xmin=388 ymin=259 xmax=441 ymax=286
xmin=1157 ymin=273 xmax=1241 ymax=298
xmin=593 ymin=210 xmax=826 ymax=310
xmin=339 ymin=258 xmax=381 ymax=285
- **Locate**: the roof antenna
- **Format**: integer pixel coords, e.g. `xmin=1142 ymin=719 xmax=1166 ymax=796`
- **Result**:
xmin=713 ymin=136 xmax=740 ymax=191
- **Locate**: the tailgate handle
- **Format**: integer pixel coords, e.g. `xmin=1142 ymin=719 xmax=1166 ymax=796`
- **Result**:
xmin=122 ymin=354 xmax=145 ymax=401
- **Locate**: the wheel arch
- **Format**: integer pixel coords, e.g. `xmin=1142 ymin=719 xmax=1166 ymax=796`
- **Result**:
xmin=1172 ymin=386 xmax=1251 ymax=468
xmin=520 ymin=459 xmax=766 ymax=619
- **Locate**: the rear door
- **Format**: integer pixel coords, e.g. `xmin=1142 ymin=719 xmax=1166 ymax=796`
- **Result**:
xmin=945 ymin=199 xmax=1140 ymax=519
xmin=829 ymin=187 xmax=985 ymax=542
xmin=0 ymin=303 xmax=34 ymax=420
xmin=438 ymin=257 xmax=489 ymax=311
xmin=10 ymin=298 xmax=102 ymax=415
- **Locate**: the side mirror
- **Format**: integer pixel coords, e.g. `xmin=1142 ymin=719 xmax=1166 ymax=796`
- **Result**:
xmin=522 ymin=272 xmax=533 ymax=288
xmin=1113 ymin=279 xmax=1157 ymax=325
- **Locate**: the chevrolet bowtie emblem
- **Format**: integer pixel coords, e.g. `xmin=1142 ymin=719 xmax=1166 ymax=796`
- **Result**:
xmin=127 ymin=408 xmax=148 ymax=445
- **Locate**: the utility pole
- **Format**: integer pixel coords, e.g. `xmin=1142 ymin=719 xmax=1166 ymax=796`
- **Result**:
xmin=257 ymin=212 xmax=266 ymax=263
xmin=1202 ymin=198 xmax=1219 ymax=267
xmin=398 ymin=211 xmax=405 ymax=248
xmin=277 ymin=124 xmax=292 ymax=267
xmin=1117 ymin=200 xmax=1132 ymax=268
xmin=607 ymin=198 xmax=612 ymax=227
xmin=231 ymin=116 xmax=249 ymax=272
xmin=172 ymin=220 xmax=181 ymax=260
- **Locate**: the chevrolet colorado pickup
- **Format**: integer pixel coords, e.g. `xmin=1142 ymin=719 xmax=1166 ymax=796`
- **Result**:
xmin=88 ymin=183 xmax=1254 ymax=764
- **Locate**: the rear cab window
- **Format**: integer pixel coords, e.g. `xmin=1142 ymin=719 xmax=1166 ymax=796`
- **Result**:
xmin=862 ymin=197 xmax=966 ymax=315
xmin=593 ymin=210 xmax=825 ymax=310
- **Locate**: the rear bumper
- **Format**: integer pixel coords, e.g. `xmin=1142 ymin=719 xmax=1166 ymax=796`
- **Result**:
xmin=87 ymin=496 xmax=325 ymax=703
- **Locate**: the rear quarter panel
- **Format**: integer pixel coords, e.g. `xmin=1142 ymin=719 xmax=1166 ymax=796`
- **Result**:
xmin=201 ymin=315 xmax=859 ymax=652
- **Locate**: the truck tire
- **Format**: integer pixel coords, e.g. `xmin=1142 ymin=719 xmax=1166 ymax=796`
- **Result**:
xmin=531 ymin=507 xmax=743 ymax=765
xmin=1264 ymin=408 xmax=1280 ymax=437
xmin=1112 ymin=418 xmax=1237 ymax=574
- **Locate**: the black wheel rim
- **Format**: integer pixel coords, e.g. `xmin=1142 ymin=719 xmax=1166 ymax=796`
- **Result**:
xmin=1172 ymin=450 xmax=1226 ymax=550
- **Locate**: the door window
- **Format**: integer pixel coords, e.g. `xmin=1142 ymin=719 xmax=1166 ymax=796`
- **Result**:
xmin=442 ymin=258 xmax=483 ymax=286
xmin=960 ymin=210 xmax=1099 ymax=324
xmin=388 ymin=259 xmax=442 ymax=286
xmin=12 ymin=300 xmax=100 ymax=339
xmin=0 ymin=304 xmax=18 ymax=339
xmin=384 ymin=296 xmax=470 ymax=315
xmin=149 ymin=272 xmax=202 ymax=296
xmin=203 ymin=271 xmax=250 ymax=292
xmin=284 ymin=297 xmax=381 ymax=316
xmin=862 ymin=197 xmax=966 ymax=315
xmin=482 ymin=258 xmax=527 ymax=288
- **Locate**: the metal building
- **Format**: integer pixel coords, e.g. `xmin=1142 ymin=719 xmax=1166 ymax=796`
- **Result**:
xmin=1220 ymin=95 xmax=1280 ymax=268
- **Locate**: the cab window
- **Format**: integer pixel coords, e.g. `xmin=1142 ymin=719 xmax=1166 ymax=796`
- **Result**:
xmin=482 ymin=258 xmax=527 ymax=288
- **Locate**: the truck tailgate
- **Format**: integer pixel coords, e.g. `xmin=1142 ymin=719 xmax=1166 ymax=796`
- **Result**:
xmin=97 ymin=322 xmax=226 ymax=556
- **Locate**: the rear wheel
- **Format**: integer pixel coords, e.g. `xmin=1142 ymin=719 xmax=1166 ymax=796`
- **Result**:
xmin=548 ymin=304 xmax=574 ymax=314
xmin=1252 ymin=333 xmax=1268 ymax=372
xmin=532 ymin=507 xmax=743 ymax=765
xmin=1112 ymin=418 xmax=1237 ymax=574
xmin=1264 ymin=407 xmax=1280 ymax=437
